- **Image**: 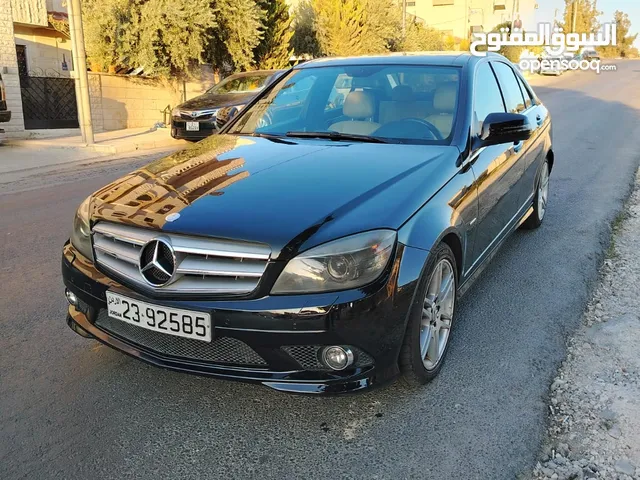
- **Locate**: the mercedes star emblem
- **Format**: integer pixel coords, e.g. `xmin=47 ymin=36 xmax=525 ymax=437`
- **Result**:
xmin=138 ymin=238 xmax=176 ymax=287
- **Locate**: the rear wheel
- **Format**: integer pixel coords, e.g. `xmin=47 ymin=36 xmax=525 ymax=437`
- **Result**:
xmin=400 ymin=243 xmax=457 ymax=386
xmin=521 ymin=160 xmax=550 ymax=230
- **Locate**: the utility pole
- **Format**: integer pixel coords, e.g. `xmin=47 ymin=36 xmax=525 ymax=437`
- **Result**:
xmin=67 ymin=0 xmax=94 ymax=145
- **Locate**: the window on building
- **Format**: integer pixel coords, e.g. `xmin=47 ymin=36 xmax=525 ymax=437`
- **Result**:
xmin=16 ymin=45 xmax=28 ymax=78
xmin=407 ymin=1 xmax=416 ymax=6
xmin=433 ymin=0 xmax=454 ymax=5
xmin=491 ymin=61 xmax=527 ymax=113
xmin=473 ymin=63 xmax=505 ymax=133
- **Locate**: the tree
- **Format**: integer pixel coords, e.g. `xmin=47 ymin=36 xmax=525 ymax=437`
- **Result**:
xmin=291 ymin=0 xmax=321 ymax=56
xmin=207 ymin=0 xmax=265 ymax=73
xmin=599 ymin=10 xmax=638 ymax=58
xmin=360 ymin=0 xmax=402 ymax=53
xmin=312 ymin=0 xmax=368 ymax=57
xmin=254 ymin=0 xmax=294 ymax=69
xmin=83 ymin=0 xmax=216 ymax=76
xmin=561 ymin=0 xmax=600 ymax=34
xmin=400 ymin=22 xmax=445 ymax=52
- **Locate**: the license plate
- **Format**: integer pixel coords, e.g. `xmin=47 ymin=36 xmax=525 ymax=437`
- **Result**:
xmin=105 ymin=292 xmax=212 ymax=342
xmin=186 ymin=121 xmax=199 ymax=131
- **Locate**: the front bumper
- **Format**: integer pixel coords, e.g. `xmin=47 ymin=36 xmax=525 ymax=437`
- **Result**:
xmin=171 ymin=118 xmax=217 ymax=140
xmin=62 ymin=242 xmax=425 ymax=394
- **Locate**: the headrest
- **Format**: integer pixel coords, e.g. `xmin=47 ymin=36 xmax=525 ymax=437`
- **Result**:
xmin=343 ymin=90 xmax=376 ymax=119
xmin=433 ymin=84 xmax=457 ymax=112
xmin=391 ymin=85 xmax=414 ymax=102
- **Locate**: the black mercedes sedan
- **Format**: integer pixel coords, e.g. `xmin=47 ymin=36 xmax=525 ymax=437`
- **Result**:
xmin=62 ymin=53 xmax=553 ymax=394
xmin=170 ymin=69 xmax=284 ymax=140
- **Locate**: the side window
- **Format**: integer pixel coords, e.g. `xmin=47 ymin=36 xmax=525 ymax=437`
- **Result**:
xmin=517 ymin=76 xmax=534 ymax=109
xmin=491 ymin=62 xmax=526 ymax=113
xmin=473 ymin=63 xmax=505 ymax=133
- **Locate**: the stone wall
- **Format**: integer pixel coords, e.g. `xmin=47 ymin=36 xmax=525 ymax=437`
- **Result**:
xmin=10 ymin=0 xmax=47 ymax=27
xmin=87 ymin=73 xmax=212 ymax=131
xmin=0 ymin=0 xmax=25 ymax=134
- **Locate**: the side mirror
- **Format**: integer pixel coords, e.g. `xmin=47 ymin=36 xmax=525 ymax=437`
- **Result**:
xmin=478 ymin=112 xmax=533 ymax=148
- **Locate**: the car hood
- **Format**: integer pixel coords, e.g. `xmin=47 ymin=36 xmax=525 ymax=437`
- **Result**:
xmin=90 ymin=135 xmax=460 ymax=259
xmin=177 ymin=92 xmax=258 ymax=111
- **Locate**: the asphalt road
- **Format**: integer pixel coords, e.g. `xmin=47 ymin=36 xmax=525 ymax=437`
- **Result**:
xmin=2 ymin=61 xmax=640 ymax=480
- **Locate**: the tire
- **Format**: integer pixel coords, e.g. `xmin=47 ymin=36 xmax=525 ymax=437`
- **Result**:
xmin=521 ymin=159 xmax=550 ymax=230
xmin=399 ymin=242 xmax=458 ymax=386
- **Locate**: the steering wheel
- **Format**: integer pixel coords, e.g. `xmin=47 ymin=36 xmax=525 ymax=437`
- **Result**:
xmin=374 ymin=118 xmax=443 ymax=141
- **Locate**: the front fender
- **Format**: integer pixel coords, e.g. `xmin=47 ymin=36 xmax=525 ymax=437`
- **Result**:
xmin=397 ymin=167 xmax=478 ymax=276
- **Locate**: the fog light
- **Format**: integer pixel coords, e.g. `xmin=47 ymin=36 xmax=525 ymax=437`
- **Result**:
xmin=65 ymin=289 xmax=79 ymax=307
xmin=322 ymin=346 xmax=354 ymax=371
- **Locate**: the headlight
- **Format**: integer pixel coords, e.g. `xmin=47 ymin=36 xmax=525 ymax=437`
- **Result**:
xmin=171 ymin=107 xmax=180 ymax=117
xmin=70 ymin=196 xmax=94 ymax=261
xmin=271 ymin=230 xmax=396 ymax=294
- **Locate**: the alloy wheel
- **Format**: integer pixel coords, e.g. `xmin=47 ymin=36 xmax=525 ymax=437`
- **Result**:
xmin=420 ymin=259 xmax=455 ymax=370
xmin=538 ymin=163 xmax=550 ymax=220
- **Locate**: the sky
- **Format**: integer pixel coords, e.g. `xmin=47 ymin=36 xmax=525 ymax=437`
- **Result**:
xmin=535 ymin=0 xmax=640 ymax=47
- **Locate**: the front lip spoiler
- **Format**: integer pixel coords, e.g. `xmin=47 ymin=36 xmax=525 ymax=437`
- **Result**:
xmin=67 ymin=307 xmax=378 ymax=394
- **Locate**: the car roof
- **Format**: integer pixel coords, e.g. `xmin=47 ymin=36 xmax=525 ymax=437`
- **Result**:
xmin=295 ymin=52 xmax=480 ymax=69
xmin=227 ymin=69 xmax=282 ymax=78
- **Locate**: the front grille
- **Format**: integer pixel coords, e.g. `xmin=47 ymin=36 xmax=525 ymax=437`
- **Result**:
xmin=96 ymin=310 xmax=267 ymax=366
xmin=92 ymin=222 xmax=271 ymax=295
xmin=178 ymin=109 xmax=218 ymax=121
xmin=282 ymin=345 xmax=374 ymax=371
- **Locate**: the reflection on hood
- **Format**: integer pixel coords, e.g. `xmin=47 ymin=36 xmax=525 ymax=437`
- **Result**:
xmin=92 ymin=135 xmax=252 ymax=230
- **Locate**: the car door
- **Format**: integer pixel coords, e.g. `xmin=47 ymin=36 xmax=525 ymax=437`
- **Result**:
xmin=468 ymin=61 xmax=526 ymax=268
xmin=491 ymin=60 xmax=541 ymax=205
xmin=514 ymin=72 xmax=550 ymax=202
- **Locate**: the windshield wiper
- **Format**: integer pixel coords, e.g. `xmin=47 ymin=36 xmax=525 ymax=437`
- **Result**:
xmin=250 ymin=132 xmax=296 ymax=144
xmin=285 ymin=131 xmax=388 ymax=144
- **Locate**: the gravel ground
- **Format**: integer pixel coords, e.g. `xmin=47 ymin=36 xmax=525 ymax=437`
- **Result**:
xmin=532 ymin=168 xmax=640 ymax=480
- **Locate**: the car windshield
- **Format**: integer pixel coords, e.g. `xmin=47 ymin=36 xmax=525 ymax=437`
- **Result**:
xmin=227 ymin=64 xmax=460 ymax=145
xmin=207 ymin=73 xmax=273 ymax=94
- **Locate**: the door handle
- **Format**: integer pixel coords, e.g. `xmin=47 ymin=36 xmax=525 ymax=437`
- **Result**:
xmin=536 ymin=115 xmax=543 ymax=126
xmin=513 ymin=141 xmax=524 ymax=153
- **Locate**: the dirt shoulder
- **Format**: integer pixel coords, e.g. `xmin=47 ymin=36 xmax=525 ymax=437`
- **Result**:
xmin=532 ymin=168 xmax=640 ymax=480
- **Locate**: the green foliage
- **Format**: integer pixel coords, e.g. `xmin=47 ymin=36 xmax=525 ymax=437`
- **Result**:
xmin=586 ymin=10 xmax=637 ymax=59
xmin=312 ymin=0 xmax=368 ymax=56
xmin=400 ymin=22 xmax=445 ymax=51
xmin=207 ymin=0 xmax=265 ymax=72
xmin=83 ymin=0 xmax=216 ymax=76
xmin=291 ymin=0 xmax=321 ymax=56
xmin=360 ymin=0 xmax=402 ymax=53
xmin=254 ymin=0 xmax=294 ymax=69
xmin=560 ymin=0 xmax=600 ymax=34
xmin=490 ymin=21 xmax=523 ymax=63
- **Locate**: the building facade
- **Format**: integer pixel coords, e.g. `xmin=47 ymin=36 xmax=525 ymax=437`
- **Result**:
xmin=407 ymin=0 xmax=538 ymax=39
xmin=0 ymin=0 xmax=72 ymax=134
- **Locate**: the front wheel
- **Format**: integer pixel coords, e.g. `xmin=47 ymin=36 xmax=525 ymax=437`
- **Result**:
xmin=400 ymin=242 xmax=458 ymax=385
xmin=521 ymin=160 xmax=550 ymax=230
